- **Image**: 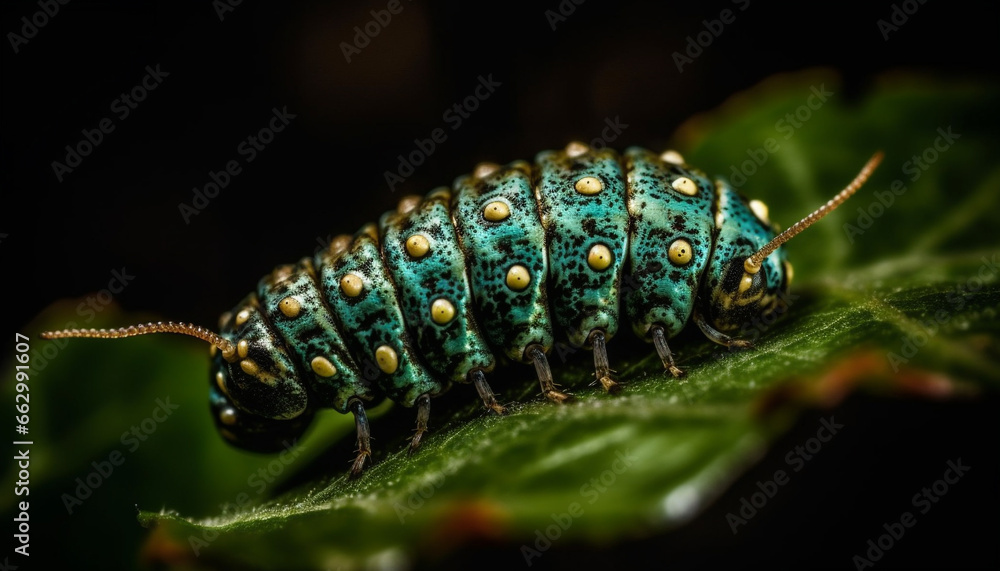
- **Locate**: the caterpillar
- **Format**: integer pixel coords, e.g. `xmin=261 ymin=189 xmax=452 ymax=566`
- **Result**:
xmin=41 ymin=142 xmax=883 ymax=478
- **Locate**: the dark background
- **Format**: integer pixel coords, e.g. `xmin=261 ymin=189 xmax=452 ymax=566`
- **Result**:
xmin=3 ymin=0 xmax=998 ymax=569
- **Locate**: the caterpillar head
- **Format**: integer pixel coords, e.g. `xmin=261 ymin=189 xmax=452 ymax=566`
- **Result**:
xmin=209 ymin=348 xmax=314 ymax=453
xmin=698 ymin=152 xmax=883 ymax=339
xmin=40 ymin=307 xmax=316 ymax=453
xmin=699 ymin=245 xmax=789 ymax=335
xmin=208 ymin=301 xmax=314 ymax=452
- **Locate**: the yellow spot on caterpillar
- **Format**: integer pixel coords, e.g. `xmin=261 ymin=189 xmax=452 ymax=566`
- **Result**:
xmin=587 ymin=244 xmax=613 ymax=271
xmin=397 ymin=194 xmax=422 ymax=215
xmin=215 ymin=371 xmax=228 ymax=396
xmin=474 ymin=162 xmax=501 ymax=179
xmin=668 ymin=239 xmax=693 ymax=265
xmin=483 ymin=201 xmax=510 ymax=222
xmin=235 ymin=309 xmax=250 ymax=326
xmin=660 ymin=150 xmax=685 ymax=165
xmin=340 ymin=273 xmax=364 ymax=297
xmin=240 ymin=359 xmax=259 ymax=376
xmin=237 ymin=339 xmax=249 ymax=359
xmin=427 ymin=187 xmax=450 ymax=201
xmin=738 ymin=274 xmax=754 ymax=294
xmin=330 ymin=234 xmax=353 ymax=257
xmin=311 ymin=356 xmax=337 ymax=378
xmin=431 ymin=298 xmax=456 ymax=324
xmin=219 ymin=408 xmax=237 ymax=426
xmin=784 ymin=260 xmax=794 ymax=285
xmin=575 ymin=176 xmax=604 ymax=195
xmin=272 ymin=265 xmax=294 ymax=283
xmin=406 ymin=234 xmax=430 ymax=258
xmin=279 ymin=297 xmax=301 ymax=318
xmin=749 ymin=199 xmax=770 ymax=224
xmin=506 ymin=265 xmax=531 ymax=291
xmin=671 ymin=177 xmax=698 ymax=196
xmin=375 ymin=345 xmax=399 ymax=374
xmin=565 ymin=141 xmax=589 ymax=157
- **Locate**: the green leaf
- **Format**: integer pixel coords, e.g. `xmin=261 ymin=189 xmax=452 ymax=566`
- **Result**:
xmin=11 ymin=71 xmax=999 ymax=570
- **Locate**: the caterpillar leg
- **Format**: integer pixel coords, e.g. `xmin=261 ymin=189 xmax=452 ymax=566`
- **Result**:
xmin=652 ymin=326 xmax=685 ymax=378
xmin=348 ymin=398 xmax=372 ymax=479
xmin=408 ymin=393 xmax=432 ymax=456
xmin=470 ymin=369 xmax=507 ymax=415
xmin=588 ymin=330 xmax=620 ymax=394
xmin=693 ymin=310 xmax=754 ymax=350
xmin=527 ymin=345 xmax=573 ymax=403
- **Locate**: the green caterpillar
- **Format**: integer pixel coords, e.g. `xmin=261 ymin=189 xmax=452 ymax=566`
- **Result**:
xmin=42 ymin=142 xmax=882 ymax=478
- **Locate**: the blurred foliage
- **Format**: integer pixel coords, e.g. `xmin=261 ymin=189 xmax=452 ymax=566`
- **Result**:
xmin=6 ymin=71 xmax=999 ymax=570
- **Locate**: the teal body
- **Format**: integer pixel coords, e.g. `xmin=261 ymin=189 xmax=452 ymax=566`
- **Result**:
xmin=452 ymin=162 xmax=554 ymax=363
xmin=208 ymin=144 xmax=789 ymax=451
